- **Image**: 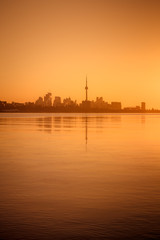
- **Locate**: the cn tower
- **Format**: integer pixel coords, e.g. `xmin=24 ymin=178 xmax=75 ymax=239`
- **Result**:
xmin=85 ymin=75 xmax=88 ymax=101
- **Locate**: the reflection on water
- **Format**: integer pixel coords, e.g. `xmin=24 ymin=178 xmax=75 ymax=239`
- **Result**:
xmin=0 ymin=113 xmax=160 ymax=240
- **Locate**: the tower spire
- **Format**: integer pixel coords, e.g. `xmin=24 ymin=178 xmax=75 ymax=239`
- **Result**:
xmin=85 ymin=75 xmax=88 ymax=101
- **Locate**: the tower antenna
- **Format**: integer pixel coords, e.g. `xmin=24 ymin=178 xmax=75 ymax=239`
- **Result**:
xmin=85 ymin=75 xmax=88 ymax=101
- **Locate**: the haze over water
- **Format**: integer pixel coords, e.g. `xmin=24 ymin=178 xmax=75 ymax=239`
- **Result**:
xmin=0 ymin=113 xmax=160 ymax=240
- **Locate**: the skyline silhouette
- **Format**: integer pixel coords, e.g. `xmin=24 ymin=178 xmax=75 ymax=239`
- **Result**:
xmin=0 ymin=78 xmax=150 ymax=112
xmin=1 ymin=0 xmax=160 ymax=108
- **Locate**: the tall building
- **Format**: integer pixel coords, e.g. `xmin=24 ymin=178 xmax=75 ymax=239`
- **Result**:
xmin=53 ymin=96 xmax=61 ymax=107
xmin=141 ymin=102 xmax=146 ymax=111
xmin=63 ymin=97 xmax=76 ymax=107
xmin=95 ymin=97 xmax=106 ymax=109
xmin=44 ymin=92 xmax=52 ymax=107
xmin=35 ymin=97 xmax=43 ymax=106
xmin=85 ymin=75 xmax=88 ymax=101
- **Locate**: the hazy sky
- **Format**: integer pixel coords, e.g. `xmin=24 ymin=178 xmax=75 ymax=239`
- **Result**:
xmin=0 ymin=0 xmax=160 ymax=108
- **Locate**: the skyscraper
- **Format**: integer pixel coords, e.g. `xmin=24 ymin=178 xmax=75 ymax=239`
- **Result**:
xmin=141 ymin=102 xmax=146 ymax=111
xmin=53 ymin=96 xmax=61 ymax=107
xmin=44 ymin=92 xmax=52 ymax=107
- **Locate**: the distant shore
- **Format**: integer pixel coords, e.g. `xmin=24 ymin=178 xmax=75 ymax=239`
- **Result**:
xmin=0 ymin=109 xmax=160 ymax=114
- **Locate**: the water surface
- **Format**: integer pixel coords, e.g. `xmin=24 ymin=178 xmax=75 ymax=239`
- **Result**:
xmin=0 ymin=113 xmax=160 ymax=239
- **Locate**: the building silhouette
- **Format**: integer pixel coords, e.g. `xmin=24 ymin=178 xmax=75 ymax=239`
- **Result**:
xmin=110 ymin=102 xmax=121 ymax=110
xmin=53 ymin=96 xmax=61 ymax=107
xmin=81 ymin=76 xmax=91 ymax=110
xmin=93 ymin=97 xmax=107 ymax=109
xmin=63 ymin=97 xmax=76 ymax=107
xmin=35 ymin=97 xmax=43 ymax=106
xmin=85 ymin=75 xmax=88 ymax=101
xmin=141 ymin=102 xmax=146 ymax=111
xmin=44 ymin=92 xmax=52 ymax=107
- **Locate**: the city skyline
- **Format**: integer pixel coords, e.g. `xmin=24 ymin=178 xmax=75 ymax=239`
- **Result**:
xmin=0 ymin=0 xmax=160 ymax=108
xmin=0 ymin=73 xmax=158 ymax=109
xmin=0 ymin=78 xmax=148 ymax=112
xmin=0 ymin=76 xmax=151 ymax=110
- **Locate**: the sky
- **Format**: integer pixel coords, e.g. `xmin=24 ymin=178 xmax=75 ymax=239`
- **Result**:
xmin=0 ymin=0 xmax=160 ymax=108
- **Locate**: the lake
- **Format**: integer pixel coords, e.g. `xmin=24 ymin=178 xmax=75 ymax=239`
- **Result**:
xmin=0 ymin=113 xmax=160 ymax=240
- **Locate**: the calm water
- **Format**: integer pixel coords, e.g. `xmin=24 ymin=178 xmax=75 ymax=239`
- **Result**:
xmin=0 ymin=113 xmax=160 ymax=240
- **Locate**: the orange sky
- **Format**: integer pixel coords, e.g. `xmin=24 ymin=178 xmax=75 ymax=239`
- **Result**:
xmin=0 ymin=0 xmax=160 ymax=108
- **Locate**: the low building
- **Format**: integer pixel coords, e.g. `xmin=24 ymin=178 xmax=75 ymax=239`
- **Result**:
xmin=110 ymin=102 xmax=121 ymax=110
